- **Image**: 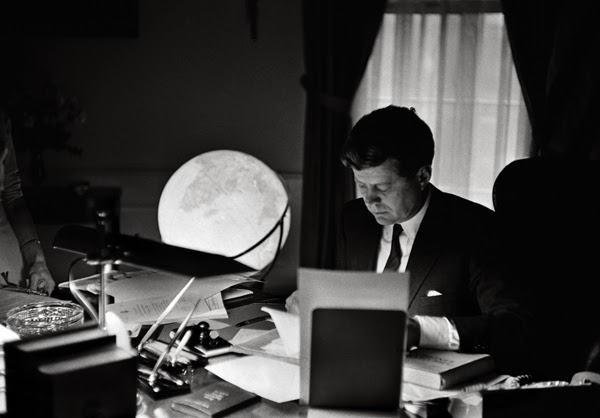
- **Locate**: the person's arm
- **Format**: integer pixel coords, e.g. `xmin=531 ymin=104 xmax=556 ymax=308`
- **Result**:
xmin=447 ymin=216 xmax=534 ymax=373
xmin=1 ymin=118 xmax=55 ymax=295
xmin=4 ymin=197 xmax=55 ymax=295
xmin=412 ymin=315 xmax=459 ymax=350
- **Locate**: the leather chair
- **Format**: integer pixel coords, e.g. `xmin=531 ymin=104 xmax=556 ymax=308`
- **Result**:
xmin=492 ymin=158 xmax=600 ymax=381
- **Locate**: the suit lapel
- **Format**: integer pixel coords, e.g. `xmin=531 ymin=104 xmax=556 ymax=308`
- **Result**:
xmin=407 ymin=186 xmax=447 ymax=308
xmin=354 ymin=202 xmax=382 ymax=271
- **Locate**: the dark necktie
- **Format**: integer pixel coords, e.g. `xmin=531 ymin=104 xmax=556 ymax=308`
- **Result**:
xmin=384 ymin=224 xmax=403 ymax=272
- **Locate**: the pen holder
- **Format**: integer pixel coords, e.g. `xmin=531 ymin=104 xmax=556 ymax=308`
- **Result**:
xmin=137 ymin=354 xmax=192 ymax=400
xmin=168 ymin=321 xmax=232 ymax=358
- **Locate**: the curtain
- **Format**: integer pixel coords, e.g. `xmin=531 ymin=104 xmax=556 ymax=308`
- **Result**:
xmin=502 ymin=0 xmax=600 ymax=160
xmin=352 ymin=6 xmax=531 ymax=208
xmin=300 ymin=0 xmax=386 ymax=269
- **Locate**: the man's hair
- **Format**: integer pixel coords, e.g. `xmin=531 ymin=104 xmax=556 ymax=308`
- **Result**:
xmin=340 ymin=105 xmax=435 ymax=178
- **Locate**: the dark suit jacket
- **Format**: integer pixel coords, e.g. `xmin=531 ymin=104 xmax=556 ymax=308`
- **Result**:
xmin=336 ymin=185 xmax=531 ymax=364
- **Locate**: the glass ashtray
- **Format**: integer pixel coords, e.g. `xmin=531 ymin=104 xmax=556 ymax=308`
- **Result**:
xmin=5 ymin=301 xmax=84 ymax=337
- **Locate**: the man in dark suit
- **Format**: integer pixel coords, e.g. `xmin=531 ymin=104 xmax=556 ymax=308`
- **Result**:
xmin=289 ymin=106 xmax=531 ymax=371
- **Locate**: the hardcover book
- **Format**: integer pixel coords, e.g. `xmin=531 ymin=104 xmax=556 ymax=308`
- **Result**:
xmin=404 ymin=349 xmax=495 ymax=390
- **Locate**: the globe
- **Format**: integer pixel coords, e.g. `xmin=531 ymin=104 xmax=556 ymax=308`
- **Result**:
xmin=157 ymin=150 xmax=291 ymax=271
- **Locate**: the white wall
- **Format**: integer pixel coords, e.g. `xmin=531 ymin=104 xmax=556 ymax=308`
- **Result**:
xmin=10 ymin=0 xmax=305 ymax=296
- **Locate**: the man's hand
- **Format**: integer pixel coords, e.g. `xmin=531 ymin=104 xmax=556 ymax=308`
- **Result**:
xmin=27 ymin=260 xmax=55 ymax=295
xmin=285 ymin=290 xmax=300 ymax=315
xmin=407 ymin=317 xmax=421 ymax=350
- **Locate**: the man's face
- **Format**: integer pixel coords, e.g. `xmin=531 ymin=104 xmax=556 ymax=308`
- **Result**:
xmin=352 ymin=159 xmax=430 ymax=225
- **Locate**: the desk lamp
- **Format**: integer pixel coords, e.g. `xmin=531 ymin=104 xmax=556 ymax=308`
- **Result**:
xmin=53 ymin=150 xmax=290 ymax=394
xmin=54 ymin=150 xmax=290 ymax=326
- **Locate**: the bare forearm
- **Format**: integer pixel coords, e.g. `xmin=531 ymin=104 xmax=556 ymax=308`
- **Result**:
xmin=3 ymin=196 xmax=39 ymax=250
xmin=4 ymin=197 xmax=55 ymax=294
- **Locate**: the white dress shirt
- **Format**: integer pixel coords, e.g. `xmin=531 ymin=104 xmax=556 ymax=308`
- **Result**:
xmin=375 ymin=192 xmax=460 ymax=350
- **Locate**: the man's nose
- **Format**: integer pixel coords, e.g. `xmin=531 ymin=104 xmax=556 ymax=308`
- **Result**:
xmin=364 ymin=190 xmax=380 ymax=204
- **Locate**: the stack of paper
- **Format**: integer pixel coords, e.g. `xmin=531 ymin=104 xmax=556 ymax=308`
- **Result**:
xmin=63 ymin=270 xmax=252 ymax=334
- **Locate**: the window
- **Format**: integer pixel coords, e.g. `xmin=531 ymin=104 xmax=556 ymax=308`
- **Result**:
xmin=352 ymin=0 xmax=531 ymax=208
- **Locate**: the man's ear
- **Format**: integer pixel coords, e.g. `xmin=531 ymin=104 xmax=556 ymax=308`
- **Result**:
xmin=417 ymin=165 xmax=432 ymax=190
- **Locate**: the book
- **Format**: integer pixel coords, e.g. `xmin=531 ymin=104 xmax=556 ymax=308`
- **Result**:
xmin=171 ymin=381 xmax=259 ymax=417
xmin=403 ymin=349 xmax=495 ymax=390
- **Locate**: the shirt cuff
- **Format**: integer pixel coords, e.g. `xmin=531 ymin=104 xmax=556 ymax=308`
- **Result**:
xmin=414 ymin=315 xmax=460 ymax=351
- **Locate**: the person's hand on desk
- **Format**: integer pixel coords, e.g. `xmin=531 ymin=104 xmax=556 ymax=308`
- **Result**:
xmin=21 ymin=240 xmax=55 ymax=295
xmin=27 ymin=260 xmax=55 ymax=295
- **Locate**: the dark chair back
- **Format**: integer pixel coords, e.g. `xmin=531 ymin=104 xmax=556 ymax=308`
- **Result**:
xmin=493 ymin=158 xmax=600 ymax=380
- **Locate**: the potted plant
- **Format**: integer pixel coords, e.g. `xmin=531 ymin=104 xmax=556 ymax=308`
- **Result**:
xmin=6 ymin=80 xmax=85 ymax=186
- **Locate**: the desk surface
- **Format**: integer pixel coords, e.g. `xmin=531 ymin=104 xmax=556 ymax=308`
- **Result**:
xmin=137 ymin=357 xmax=309 ymax=417
xmin=137 ymin=358 xmax=419 ymax=417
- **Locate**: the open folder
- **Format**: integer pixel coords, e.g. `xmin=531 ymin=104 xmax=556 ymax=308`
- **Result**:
xmin=298 ymin=268 xmax=409 ymax=409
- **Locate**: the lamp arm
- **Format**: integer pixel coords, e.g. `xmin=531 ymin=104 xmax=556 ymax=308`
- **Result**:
xmin=67 ymin=257 xmax=100 ymax=324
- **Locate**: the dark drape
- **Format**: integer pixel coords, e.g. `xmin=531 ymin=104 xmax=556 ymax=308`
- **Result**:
xmin=501 ymin=0 xmax=600 ymax=159
xmin=300 ymin=0 xmax=386 ymax=269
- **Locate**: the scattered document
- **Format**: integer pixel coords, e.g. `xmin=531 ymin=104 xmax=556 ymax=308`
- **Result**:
xmin=107 ymin=292 xmax=227 ymax=326
xmin=61 ymin=269 xmax=251 ymax=303
xmin=261 ymin=306 xmax=299 ymax=358
xmin=63 ymin=269 xmax=255 ymax=331
xmin=206 ymin=355 xmax=300 ymax=403
xmin=231 ymin=329 xmax=297 ymax=364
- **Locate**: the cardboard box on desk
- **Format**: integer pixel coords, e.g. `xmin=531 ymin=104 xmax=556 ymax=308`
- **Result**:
xmin=4 ymin=323 xmax=137 ymax=418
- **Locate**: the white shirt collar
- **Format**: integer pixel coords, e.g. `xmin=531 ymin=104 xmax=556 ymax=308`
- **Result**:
xmin=383 ymin=187 xmax=431 ymax=241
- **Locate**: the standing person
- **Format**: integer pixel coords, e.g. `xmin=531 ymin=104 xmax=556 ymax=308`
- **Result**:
xmin=288 ymin=106 xmax=531 ymax=371
xmin=0 ymin=109 xmax=55 ymax=295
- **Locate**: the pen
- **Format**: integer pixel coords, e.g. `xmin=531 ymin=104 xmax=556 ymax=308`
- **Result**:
xmin=137 ymin=363 xmax=184 ymax=386
xmin=171 ymin=330 xmax=192 ymax=367
xmin=136 ymin=275 xmax=196 ymax=351
xmin=235 ymin=315 xmax=271 ymax=328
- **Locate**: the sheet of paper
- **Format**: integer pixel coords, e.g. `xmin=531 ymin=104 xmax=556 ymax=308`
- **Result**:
xmin=261 ymin=306 xmax=299 ymax=358
xmin=204 ymin=302 xmax=281 ymax=331
xmin=59 ymin=270 xmax=251 ymax=303
xmin=107 ymin=292 xmax=227 ymax=326
xmin=206 ymin=355 xmax=300 ymax=403
xmin=298 ymin=268 xmax=409 ymax=405
xmin=226 ymin=328 xmax=271 ymax=346
xmin=231 ymin=329 xmax=298 ymax=364
xmin=222 ymin=287 xmax=254 ymax=301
